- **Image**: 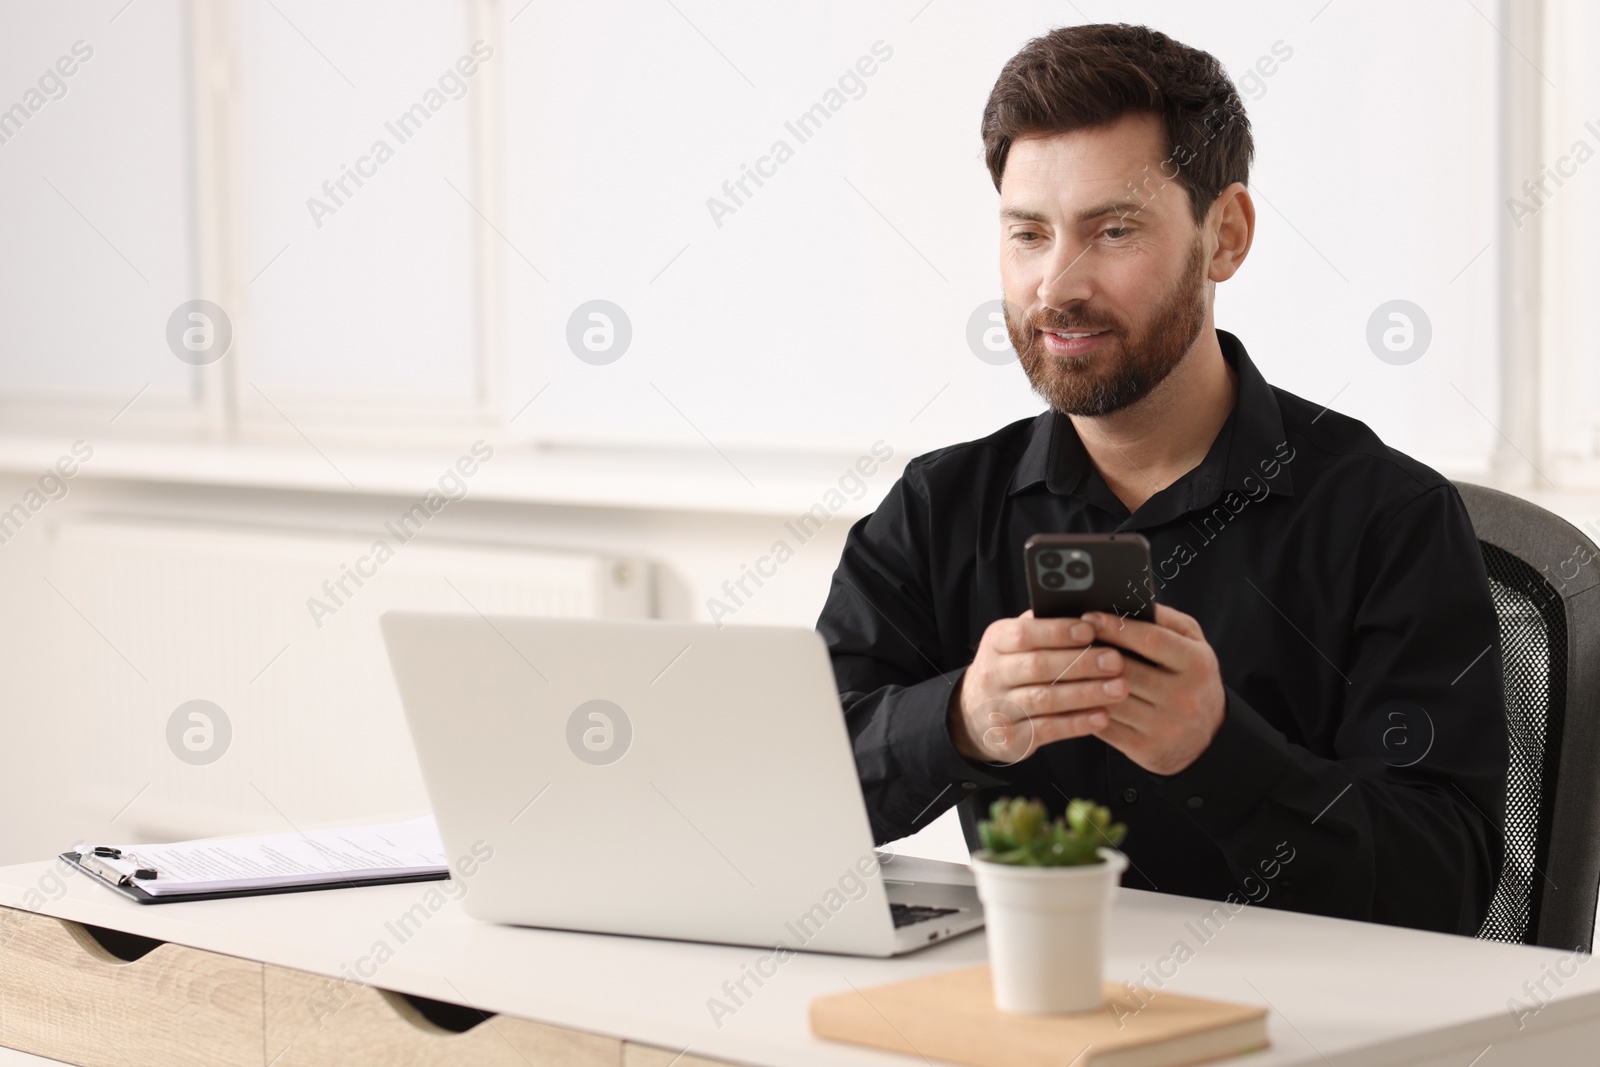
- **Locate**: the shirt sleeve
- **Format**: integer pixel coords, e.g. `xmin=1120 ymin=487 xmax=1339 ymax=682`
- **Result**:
xmin=815 ymin=467 xmax=1013 ymax=845
xmin=1144 ymin=482 xmax=1508 ymax=936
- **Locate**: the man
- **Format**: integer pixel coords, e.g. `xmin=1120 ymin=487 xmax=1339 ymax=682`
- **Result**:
xmin=815 ymin=23 xmax=1507 ymax=936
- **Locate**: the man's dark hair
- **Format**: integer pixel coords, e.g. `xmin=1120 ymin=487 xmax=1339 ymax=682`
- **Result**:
xmin=980 ymin=23 xmax=1253 ymax=226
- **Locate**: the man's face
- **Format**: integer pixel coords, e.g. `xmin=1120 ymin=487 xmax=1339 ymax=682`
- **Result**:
xmin=998 ymin=113 xmax=1211 ymax=416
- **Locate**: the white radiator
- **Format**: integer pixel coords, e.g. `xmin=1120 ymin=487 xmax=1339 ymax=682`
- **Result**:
xmin=41 ymin=514 xmax=650 ymax=842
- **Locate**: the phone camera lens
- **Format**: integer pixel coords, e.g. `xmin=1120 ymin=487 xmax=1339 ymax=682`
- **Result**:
xmin=1038 ymin=551 xmax=1063 ymax=569
xmin=1065 ymin=560 xmax=1090 ymax=580
xmin=1040 ymin=571 xmax=1066 ymax=589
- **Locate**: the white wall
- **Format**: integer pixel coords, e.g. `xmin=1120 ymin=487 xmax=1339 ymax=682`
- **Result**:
xmin=0 ymin=465 xmax=969 ymax=867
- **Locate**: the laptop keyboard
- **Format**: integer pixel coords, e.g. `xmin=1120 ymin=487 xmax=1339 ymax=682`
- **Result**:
xmin=890 ymin=902 xmax=960 ymax=928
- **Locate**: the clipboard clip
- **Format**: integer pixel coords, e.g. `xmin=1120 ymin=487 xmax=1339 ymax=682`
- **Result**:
xmin=78 ymin=849 xmax=159 ymax=886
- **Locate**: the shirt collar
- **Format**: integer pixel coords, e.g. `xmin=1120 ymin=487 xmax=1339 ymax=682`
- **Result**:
xmin=1006 ymin=329 xmax=1295 ymax=517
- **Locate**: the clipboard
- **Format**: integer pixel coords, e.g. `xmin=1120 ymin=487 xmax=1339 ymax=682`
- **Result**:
xmin=61 ymin=816 xmax=453 ymax=905
xmin=59 ymin=850 xmax=449 ymax=905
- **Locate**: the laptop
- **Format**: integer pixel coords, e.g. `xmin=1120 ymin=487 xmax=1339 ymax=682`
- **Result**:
xmin=380 ymin=612 xmax=985 ymax=957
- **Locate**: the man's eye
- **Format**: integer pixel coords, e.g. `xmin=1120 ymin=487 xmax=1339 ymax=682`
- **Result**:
xmin=1101 ymin=226 xmax=1130 ymax=240
xmin=1014 ymin=231 xmax=1040 ymax=243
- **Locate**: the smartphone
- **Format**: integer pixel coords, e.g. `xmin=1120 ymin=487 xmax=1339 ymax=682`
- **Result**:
xmin=1023 ymin=532 xmax=1157 ymax=622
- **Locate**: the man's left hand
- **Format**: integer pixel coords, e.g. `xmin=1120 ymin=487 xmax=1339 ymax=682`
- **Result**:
xmin=1080 ymin=603 xmax=1226 ymax=776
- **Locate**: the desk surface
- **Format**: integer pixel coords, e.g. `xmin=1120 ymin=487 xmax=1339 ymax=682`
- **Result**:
xmin=2 ymin=853 xmax=1596 ymax=1067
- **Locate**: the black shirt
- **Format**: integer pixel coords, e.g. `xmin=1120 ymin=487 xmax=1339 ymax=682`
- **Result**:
xmin=816 ymin=329 xmax=1508 ymax=936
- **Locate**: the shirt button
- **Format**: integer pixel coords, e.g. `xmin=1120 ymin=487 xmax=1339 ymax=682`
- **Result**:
xmin=1122 ymin=787 xmax=1139 ymax=803
xmin=961 ymin=781 xmax=977 ymax=790
xmin=1186 ymin=795 xmax=1204 ymax=809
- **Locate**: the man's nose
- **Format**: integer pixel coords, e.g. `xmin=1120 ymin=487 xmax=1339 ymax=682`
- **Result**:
xmin=1036 ymin=239 xmax=1094 ymax=309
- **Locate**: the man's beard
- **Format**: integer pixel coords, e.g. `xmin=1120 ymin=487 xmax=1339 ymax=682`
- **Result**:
xmin=1006 ymin=237 xmax=1208 ymax=417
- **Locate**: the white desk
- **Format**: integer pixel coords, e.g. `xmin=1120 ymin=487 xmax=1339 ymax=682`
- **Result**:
xmin=1 ymin=853 xmax=1597 ymax=1066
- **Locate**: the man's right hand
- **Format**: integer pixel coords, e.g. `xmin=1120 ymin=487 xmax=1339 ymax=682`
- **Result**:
xmin=947 ymin=609 xmax=1127 ymax=764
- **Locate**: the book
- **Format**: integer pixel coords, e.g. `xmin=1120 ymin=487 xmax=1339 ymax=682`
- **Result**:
xmin=62 ymin=816 xmax=450 ymax=904
xmin=811 ymin=964 xmax=1268 ymax=1067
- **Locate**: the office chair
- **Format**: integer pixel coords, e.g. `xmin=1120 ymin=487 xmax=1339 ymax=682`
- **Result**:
xmin=1456 ymin=481 xmax=1600 ymax=951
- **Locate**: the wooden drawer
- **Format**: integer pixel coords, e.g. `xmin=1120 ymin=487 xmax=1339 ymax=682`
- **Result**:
xmin=0 ymin=906 xmax=732 ymax=1067
xmin=265 ymin=963 xmax=621 ymax=1066
xmin=0 ymin=904 xmax=261 ymax=1067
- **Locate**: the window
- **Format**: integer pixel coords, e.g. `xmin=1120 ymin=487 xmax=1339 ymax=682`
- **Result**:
xmin=1539 ymin=0 xmax=1600 ymax=486
xmin=3 ymin=1 xmax=1591 ymax=491
xmin=500 ymin=1 xmax=1504 ymax=469
xmin=233 ymin=0 xmax=481 ymax=411
xmin=0 ymin=1 xmax=193 ymax=408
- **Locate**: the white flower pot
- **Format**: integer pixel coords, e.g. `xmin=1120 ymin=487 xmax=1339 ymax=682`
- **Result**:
xmin=971 ymin=848 xmax=1129 ymax=1013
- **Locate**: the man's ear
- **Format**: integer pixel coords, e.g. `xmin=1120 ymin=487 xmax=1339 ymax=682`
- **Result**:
xmin=1206 ymin=182 xmax=1255 ymax=284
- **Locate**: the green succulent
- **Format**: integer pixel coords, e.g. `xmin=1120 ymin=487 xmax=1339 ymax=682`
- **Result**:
xmin=977 ymin=796 xmax=1127 ymax=867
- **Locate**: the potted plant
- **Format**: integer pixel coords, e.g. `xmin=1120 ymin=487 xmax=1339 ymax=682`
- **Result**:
xmin=971 ymin=796 xmax=1129 ymax=1013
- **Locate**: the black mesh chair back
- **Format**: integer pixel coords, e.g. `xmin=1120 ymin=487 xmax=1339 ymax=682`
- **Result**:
xmin=1457 ymin=482 xmax=1600 ymax=951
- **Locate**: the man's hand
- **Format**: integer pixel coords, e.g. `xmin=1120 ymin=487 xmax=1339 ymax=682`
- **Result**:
xmin=948 ymin=610 xmax=1126 ymax=764
xmin=1081 ymin=603 xmax=1226 ymax=776
xmin=947 ymin=603 xmax=1227 ymax=774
